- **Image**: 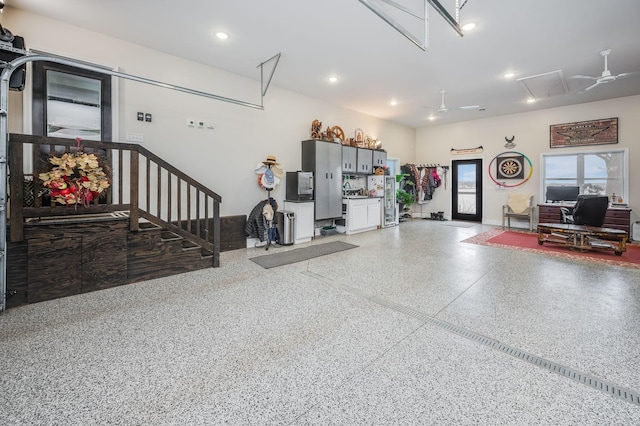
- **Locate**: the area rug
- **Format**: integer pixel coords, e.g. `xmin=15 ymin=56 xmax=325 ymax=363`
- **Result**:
xmin=462 ymin=228 xmax=640 ymax=269
xmin=250 ymin=241 xmax=358 ymax=269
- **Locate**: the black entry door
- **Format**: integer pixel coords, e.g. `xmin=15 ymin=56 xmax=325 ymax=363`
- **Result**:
xmin=452 ymin=159 xmax=483 ymax=221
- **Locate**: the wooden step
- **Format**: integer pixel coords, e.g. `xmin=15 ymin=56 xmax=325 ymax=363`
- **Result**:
xmin=137 ymin=221 xmax=162 ymax=231
xmin=161 ymin=230 xmax=182 ymax=241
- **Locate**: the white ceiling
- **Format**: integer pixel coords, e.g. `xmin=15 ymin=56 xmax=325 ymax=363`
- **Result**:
xmin=6 ymin=0 xmax=640 ymax=128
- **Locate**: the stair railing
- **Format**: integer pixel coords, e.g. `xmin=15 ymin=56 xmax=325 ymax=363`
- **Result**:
xmin=8 ymin=133 xmax=221 ymax=267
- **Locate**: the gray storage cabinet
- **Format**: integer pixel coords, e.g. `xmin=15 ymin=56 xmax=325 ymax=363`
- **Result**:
xmin=356 ymin=148 xmax=373 ymax=174
xmin=342 ymin=145 xmax=357 ymax=173
xmin=373 ymin=150 xmax=387 ymax=168
xmin=302 ymin=140 xmax=342 ymax=220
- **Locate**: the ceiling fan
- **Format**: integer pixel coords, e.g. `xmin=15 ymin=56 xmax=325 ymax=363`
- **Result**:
xmin=572 ymin=49 xmax=634 ymax=92
xmin=424 ymin=90 xmax=481 ymax=114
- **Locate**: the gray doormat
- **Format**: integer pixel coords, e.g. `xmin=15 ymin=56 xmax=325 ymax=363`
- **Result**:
xmin=440 ymin=221 xmax=478 ymax=228
xmin=250 ymin=241 xmax=358 ymax=269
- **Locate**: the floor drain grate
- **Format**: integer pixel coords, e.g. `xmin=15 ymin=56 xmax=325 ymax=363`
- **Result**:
xmin=303 ymin=271 xmax=640 ymax=407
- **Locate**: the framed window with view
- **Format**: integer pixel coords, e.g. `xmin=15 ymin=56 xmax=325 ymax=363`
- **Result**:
xmin=541 ymin=148 xmax=628 ymax=205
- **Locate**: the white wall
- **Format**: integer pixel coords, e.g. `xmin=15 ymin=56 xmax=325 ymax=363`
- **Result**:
xmin=8 ymin=8 xmax=637 ymax=227
xmin=5 ymin=8 xmax=416 ymax=217
xmin=416 ymin=95 xmax=640 ymax=226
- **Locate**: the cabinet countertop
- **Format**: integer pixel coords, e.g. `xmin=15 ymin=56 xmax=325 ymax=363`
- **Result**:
xmin=343 ymin=196 xmax=382 ymax=200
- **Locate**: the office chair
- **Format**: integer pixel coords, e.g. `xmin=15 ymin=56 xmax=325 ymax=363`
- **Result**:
xmin=560 ymin=195 xmax=609 ymax=227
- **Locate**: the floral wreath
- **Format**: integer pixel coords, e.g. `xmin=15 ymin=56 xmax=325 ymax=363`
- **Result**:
xmin=38 ymin=138 xmax=111 ymax=207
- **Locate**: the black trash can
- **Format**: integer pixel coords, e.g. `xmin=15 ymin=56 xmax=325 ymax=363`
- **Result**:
xmin=277 ymin=211 xmax=295 ymax=245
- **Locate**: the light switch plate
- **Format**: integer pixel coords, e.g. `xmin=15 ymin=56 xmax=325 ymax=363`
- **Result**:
xmin=126 ymin=132 xmax=144 ymax=142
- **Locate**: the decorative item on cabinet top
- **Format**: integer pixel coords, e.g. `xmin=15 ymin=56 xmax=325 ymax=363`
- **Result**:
xmin=311 ymin=119 xmax=322 ymax=139
xmin=309 ymin=119 xmax=383 ymax=148
xmin=355 ymin=128 xmax=364 ymax=143
xmin=365 ymin=135 xmax=382 ymax=149
xmin=330 ymin=125 xmax=345 ymax=142
xmin=308 ymin=119 xmax=345 ymax=143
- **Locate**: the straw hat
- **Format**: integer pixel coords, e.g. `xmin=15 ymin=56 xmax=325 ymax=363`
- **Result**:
xmin=255 ymin=160 xmax=283 ymax=178
xmin=262 ymin=155 xmax=279 ymax=165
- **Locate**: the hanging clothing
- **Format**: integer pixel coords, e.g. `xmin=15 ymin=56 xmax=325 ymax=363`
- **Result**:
xmin=245 ymin=198 xmax=278 ymax=241
xmin=421 ymin=168 xmax=435 ymax=201
xmin=420 ymin=169 xmax=431 ymax=200
xmin=432 ymin=168 xmax=441 ymax=187
xmin=402 ymin=163 xmax=444 ymax=201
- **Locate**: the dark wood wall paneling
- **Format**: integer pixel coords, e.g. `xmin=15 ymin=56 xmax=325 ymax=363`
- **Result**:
xmin=220 ymin=215 xmax=247 ymax=251
xmin=5 ymin=215 xmax=247 ymax=309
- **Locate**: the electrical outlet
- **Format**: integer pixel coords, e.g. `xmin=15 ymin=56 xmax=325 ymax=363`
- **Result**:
xmin=197 ymin=121 xmax=205 ymax=129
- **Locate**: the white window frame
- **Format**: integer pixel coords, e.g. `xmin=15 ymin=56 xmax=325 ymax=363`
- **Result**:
xmin=540 ymin=147 xmax=629 ymax=204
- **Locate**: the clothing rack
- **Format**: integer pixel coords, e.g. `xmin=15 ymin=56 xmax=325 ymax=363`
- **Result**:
xmin=400 ymin=163 xmax=448 ymax=206
xmin=264 ymin=164 xmax=276 ymax=251
xmin=415 ymin=163 xmax=449 ymax=170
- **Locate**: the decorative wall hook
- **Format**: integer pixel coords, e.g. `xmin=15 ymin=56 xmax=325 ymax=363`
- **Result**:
xmin=504 ymin=135 xmax=516 ymax=149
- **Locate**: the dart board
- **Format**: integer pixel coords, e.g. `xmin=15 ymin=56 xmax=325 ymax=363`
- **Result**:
xmin=497 ymin=155 xmax=524 ymax=179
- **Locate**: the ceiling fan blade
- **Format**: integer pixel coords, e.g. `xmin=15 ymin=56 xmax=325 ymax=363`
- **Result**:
xmin=582 ymin=81 xmax=600 ymax=91
xmin=570 ymin=74 xmax=597 ymax=80
xmin=457 ymin=105 xmax=481 ymax=110
xmin=615 ymin=71 xmax=638 ymax=79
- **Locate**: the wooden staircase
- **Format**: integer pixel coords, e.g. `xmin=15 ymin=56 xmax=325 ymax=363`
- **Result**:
xmin=5 ymin=134 xmax=226 ymax=309
xmin=128 ymin=220 xmax=216 ymax=283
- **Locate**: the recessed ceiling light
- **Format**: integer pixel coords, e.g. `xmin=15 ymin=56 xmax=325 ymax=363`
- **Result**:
xmin=503 ymin=72 xmax=516 ymax=79
xmin=390 ymin=99 xmax=397 ymax=106
xmin=526 ymin=98 xmax=536 ymax=103
xmin=328 ymin=76 xmax=338 ymax=83
xmin=462 ymin=22 xmax=476 ymax=31
xmin=428 ymin=115 xmax=436 ymax=121
xmin=215 ymin=32 xmax=229 ymax=40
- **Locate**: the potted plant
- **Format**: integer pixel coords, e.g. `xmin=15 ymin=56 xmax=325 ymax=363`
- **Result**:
xmin=396 ymin=174 xmax=414 ymax=220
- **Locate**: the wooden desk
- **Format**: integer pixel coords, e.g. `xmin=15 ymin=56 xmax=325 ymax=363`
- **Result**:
xmin=537 ymin=203 xmax=631 ymax=235
xmin=537 ymin=222 xmax=627 ymax=255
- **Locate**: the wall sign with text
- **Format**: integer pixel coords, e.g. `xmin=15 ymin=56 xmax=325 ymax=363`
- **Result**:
xmin=550 ymin=117 xmax=618 ymax=148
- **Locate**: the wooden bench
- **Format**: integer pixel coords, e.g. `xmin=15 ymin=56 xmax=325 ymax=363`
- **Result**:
xmin=537 ymin=223 xmax=627 ymax=256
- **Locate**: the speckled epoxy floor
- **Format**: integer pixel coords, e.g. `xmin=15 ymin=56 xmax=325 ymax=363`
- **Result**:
xmin=1 ymin=220 xmax=639 ymax=425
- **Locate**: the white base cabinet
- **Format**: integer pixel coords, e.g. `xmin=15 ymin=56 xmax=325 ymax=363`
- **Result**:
xmin=337 ymin=198 xmax=381 ymax=235
xmin=283 ymin=201 xmax=315 ymax=244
